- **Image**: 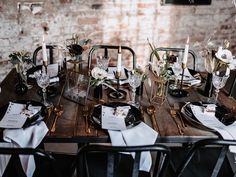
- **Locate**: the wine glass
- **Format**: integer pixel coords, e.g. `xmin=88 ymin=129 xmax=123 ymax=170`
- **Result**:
xmin=34 ymin=71 xmax=53 ymax=108
xmin=21 ymin=62 xmax=33 ymax=89
xmin=128 ymin=72 xmax=142 ymax=107
xmin=169 ymin=58 xmax=182 ymax=90
xmin=96 ymin=56 xmax=110 ymax=71
xmin=212 ymin=72 xmax=229 ymax=104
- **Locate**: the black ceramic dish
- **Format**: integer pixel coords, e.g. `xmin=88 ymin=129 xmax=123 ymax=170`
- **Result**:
xmin=181 ymin=102 xmax=235 ymax=130
xmin=91 ymin=102 xmax=142 ymax=129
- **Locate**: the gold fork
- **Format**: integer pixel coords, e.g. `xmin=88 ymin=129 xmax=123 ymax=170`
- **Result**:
xmin=83 ymin=106 xmax=91 ymax=134
xmin=50 ymin=105 xmax=63 ymax=133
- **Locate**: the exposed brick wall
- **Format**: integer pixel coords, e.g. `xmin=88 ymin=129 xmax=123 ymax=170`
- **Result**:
xmin=0 ymin=0 xmax=236 ymax=82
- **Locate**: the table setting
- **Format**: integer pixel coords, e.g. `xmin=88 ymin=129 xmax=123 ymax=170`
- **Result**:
xmin=0 ymin=100 xmax=49 ymax=177
xmin=90 ymin=101 xmax=158 ymax=172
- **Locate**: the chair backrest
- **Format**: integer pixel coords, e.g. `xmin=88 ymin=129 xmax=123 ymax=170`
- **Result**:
xmin=76 ymin=144 xmax=170 ymax=177
xmin=0 ymin=147 xmax=61 ymax=177
xmin=174 ymin=139 xmax=236 ymax=177
xmin=149 ymin=47 xmax=197 ymax=71
xmin=32 ymin=45 xmax=58 ymax=65
xmin=87 ymin=45 xmax=136 ymax=75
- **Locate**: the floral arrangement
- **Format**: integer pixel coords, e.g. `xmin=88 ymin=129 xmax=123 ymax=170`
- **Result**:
xmin=9 ymin=51 xmax=31 ymax=65
xmin=203 ymin=40 xmax=236 ymax=74
xmin=90 ymin=67 xmax=116 ymax=91
xmin=9 ymin=51 xmax=33 ymax=73
xmin=147 ymin=39 xmax=172 ymax=80
xmin=66 ymin=33 xmax=91 ymax=57
xmin=9 ymin=50 xmax=33 ymax=85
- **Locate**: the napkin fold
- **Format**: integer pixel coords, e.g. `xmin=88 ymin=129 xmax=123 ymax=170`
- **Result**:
xmin=1 ymin=121 xmax=48 ymax=177
xmin=108 ymin=122 xmax=158 ymax=172
xmin=175 ymin=68 xmax=201 ymax=86
xmin=190 ymin=105 xmax=236 ymax=160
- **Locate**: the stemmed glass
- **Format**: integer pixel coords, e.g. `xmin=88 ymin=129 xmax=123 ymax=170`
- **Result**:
xmin=169 ymin=59 xmax=182 ymax=90
xmin=21 ymin=62 xmax=33 ymax=89
xmin=96 ymin=56 xmax=110 ymax=71
xmin=34 ymin=70 xmax=53 ymax=108
xmin=128 ymin=72 xmax=142 ymax=107
xmin=212 ymin=71 xmax=229 ymax=104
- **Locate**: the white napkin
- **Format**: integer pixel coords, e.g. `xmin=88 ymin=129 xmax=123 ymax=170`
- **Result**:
xmin=108 ymin=122 xmax=158 ymax=172
xmin=1 ymin=121 xmax=48 ymax=177
xmin=190 ymin=105 xmax=236 ymax=158
xmin=176 ymin=68 xmax=201 ymax=86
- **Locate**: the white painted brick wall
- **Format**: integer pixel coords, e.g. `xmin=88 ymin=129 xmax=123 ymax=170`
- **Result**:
xmin=0 ymin=0 xmax=236 ymax=82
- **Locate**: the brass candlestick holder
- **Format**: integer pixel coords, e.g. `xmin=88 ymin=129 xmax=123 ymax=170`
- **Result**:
xmin=170 ymin=63 xmax=189 ymax=97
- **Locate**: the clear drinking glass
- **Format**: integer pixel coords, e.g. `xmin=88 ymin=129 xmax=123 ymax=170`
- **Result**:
xmin=34 ymin=71 xmax=53 ymax=108
xmin=21 ymin=62 xmax=33 ymax=89
xmin=128 ymin=72 xmax=142 ymax=107
xmin=169 ymin=60 xmax=182 ymax=90
xmin=212 ymin=72 xmax=229 ymax=104
xmin=96 ymin=56 xmax=110 ymax=71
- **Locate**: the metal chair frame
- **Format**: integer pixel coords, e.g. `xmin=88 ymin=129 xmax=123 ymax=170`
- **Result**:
xmin=87 ymin=45 xmax=136 ymax=75
xmin=76 ymin=144 xmax=170 ymax=177
xmin=174 ymin=139 xmax=236 ymax=177
xmin=149 ymin=47 xmax=197 ymax=71
xmin=32 ymin=45 xmax=57 ymax=65
xmin=0 ymin=147 xmax=62 ymax=177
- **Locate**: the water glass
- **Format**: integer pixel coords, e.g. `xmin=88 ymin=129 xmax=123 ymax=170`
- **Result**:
xmin=128 ymin=72 xmax=142 ymax=107
xmin=212 ymin=72 xmax=229 ymax=104
xmin=35 ymin=71 xmax=53 ymax=108
xmin=96 ymin=56 xmax=110 ymax=71
xmin=169 ymin=61 xmax=182 ymax=90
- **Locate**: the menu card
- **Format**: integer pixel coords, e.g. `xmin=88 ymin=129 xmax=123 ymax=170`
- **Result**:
xmin=0 ymin=102 xmax=41 ymax=129
xmin=101 ymin=106 xmax=130 ymax=130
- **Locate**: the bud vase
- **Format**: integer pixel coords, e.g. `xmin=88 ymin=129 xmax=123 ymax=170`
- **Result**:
xmin=94 ymin=85 xmax=103 ymax=100
xmin=15 ymin=73 xmax=28 ymax=95
xmin=203 ymin=73 xmax=213 ymax=98
xmin=136 ymin=81 xmax=144 ymax=96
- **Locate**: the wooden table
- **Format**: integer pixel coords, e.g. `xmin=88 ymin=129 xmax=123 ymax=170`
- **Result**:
xmin=1 ymin=68 xmax=236 ymax=145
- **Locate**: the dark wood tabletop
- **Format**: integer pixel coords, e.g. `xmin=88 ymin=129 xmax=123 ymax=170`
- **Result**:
xmin=1 ymin=67 xmax=236 ymax=144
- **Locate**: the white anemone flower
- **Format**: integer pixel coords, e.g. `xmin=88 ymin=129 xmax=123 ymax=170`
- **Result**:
xmin=215 ymin=48 xmax=233 ymax=63
xmin=91 ymin=67 xmax=108 ymax=80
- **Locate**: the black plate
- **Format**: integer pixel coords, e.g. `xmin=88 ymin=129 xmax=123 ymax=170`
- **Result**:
xmin=181 ymin=102 xmax=235 ymax=131
xmin=0 ymin=100 xmax=47 ymax=129
xmin=91 ymin=102 xmax=142 ymax=128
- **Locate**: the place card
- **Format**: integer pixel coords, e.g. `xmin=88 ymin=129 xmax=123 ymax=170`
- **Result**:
xmin=101 ymin=106 xmax=130 ymax=130
xmin=47 ymin=63 xmax=59 ymax=78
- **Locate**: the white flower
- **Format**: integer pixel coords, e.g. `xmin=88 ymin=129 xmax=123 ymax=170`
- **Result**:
xmin=149 ymin=59 xmax=166 ymax=77
xmin=215 ymin=48 xmax=233 ymax=63
xmin=91 ymin=67 xmax=108 ymax=80
xmin=215 ymin=47 xmax=236 ymax=70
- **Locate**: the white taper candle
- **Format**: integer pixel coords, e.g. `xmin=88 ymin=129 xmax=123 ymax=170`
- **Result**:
xmin=117 ymin=45 xmax=122 ymax=72
xmin=42 ymin=35 xmax=48 ymax=62
xmin=182 ymin=36 xmax=189 ymax=65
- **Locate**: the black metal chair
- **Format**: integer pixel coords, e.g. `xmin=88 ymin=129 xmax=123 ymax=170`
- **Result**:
xmin=32 ymin=45 xmax=58 ymax=65
xmin=75 ymin=144 xmax=170 ymax=177
xmin=174 ymin=139 xmax=236 ymax=177
xmin=87 ymin=45 xmax=136 ymax=75
xmin=0 ymin=147 xmax=62 ymax=177
xmin=149 ymin=47 xmax=197 ymax=71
